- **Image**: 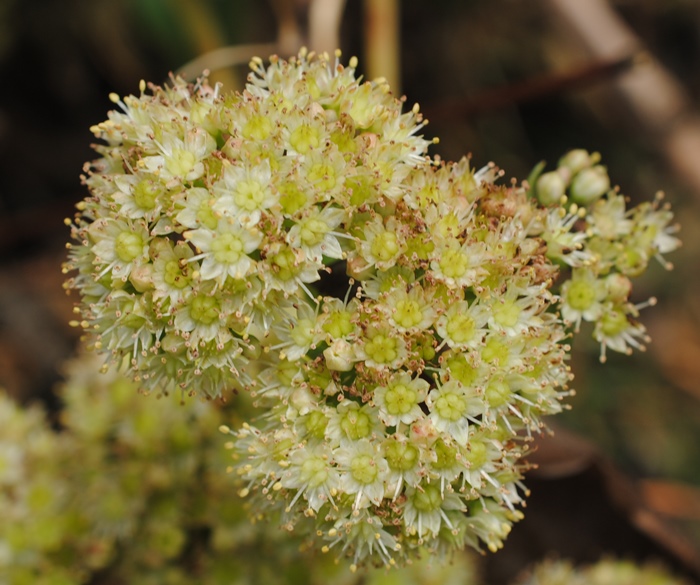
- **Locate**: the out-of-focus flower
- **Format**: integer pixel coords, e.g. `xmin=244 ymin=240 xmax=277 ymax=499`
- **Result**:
xmin=514 ymin=558 xmax=691 ymax=585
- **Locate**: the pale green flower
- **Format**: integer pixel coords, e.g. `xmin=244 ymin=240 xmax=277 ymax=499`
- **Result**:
xmin=185 ymin=219 xmax=263 ymax=284
xmin=569 ymin=164 xmax=610 ymax=205
xmin=402 ymin=482 xmax=466 ymax=539
xmin=594 ymin=303 xmax=650 ymax=362
xmin=373 ymin=372 xmax=429 ymax=427
xmin=426 ymin=380 xmax=483 ymax=446
xmin=430 ymin=239 xmax=490 ymax=288
xmin=587 ymin=193 xmax=633 ymax=241
xmin=281 ymin=443 xmax=340 ymax=512
xmin=287 ymin=205 xmax=346 ymax=262
xmin=435 ymin=300 xmax=489 ymax=349
xmin=560 ymin=267 xmax=607 ymax=330
xmin=213 ymin=159 xmax=277 ymax=227
xmin=335 ymin=440 xmax=389 ymax=510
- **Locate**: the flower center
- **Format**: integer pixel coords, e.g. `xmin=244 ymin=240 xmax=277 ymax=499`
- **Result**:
xmin=270 ymin=249 xmax=300 ymax=281
xmin=445 ymin=314 xmax=476 ymax=344
xmin=600 ymin=308 xmax=629 ymax=336
xmin=434 ymin=391 xmax=467 ymax=422
xmin=234 ymin=179 xmax=266 ymax=211
xmin=340 ymin=409 xmax=372 ymax=440
xmin=412 ymin=484 xmax=442 ymax=512
xmin=189 ymin=295 xmax=219 ymax=325
xmin=299 ymin=218 xmax=329 ymax=246
xmin=322 ymin=310 xmax=353 ymax=339
xmin=242 ymin=115 xmax=273 ymax=141
xmin=289 ymin=124 xmax=320 ymax=153
xmin=445 ymin=355 xmax=478 ymax=387
xmin=133 ymin=180 xmax=159 ymax=210
xmin=384 ymin=440 xmax=419 ymax=472
xmin=364 ymin=334 xmax=398 ymax=364
xmin=115 ymin=232 xmax=143 ymax=262
xmin=290 ymin=318 xmax=317 ymax=348
xmin=384 ymin=384 xmax=417 ymax=416
xmin=465 ymin=440 xmax=488 ymax=468
xmin=196 ymin=201 xmax=218 ymax=229
xmin=303 ymin=411 xmax=328 ymax=440
xmin=432 ymin=438 xmax=457 ymax=470
xmin=492 ymin=300 xmax=521 ymax=328
xmin=308 ymin=163 xmax=336 ymax=191
xmin=394 ymin=300 xmax=423 ymax=329
xmin=566 ymin=280 xmax=597 ymax=311
xmin=211 ymin=233 xmax=244 ymax=264
xmin=300 ymin=456 xmax=329 ymax=488
xmin=350 ymin=454 xmax=378 ymax=485
xmin=482 ymin=337 xmax=508 ymax=365
xmin=416 ymin=183 xmax=440 ymax=208
xmin=370 ymin=231 xmax=400 ymax=262
xmin=165 ymin=148 xmax=196 ymax=178
xmin=164 ymin=259 xmax=190 ymax=289
xmin=279 ymin=183 xmax=308 ymax=215
xmin=439 ymin=249 xmax=468 ymax=279
xmin=485 ymin=378 xmax=511 ymax=408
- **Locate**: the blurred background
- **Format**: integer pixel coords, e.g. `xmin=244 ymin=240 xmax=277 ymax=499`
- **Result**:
xmin=0 ymin=0 xmax=699 ymax=582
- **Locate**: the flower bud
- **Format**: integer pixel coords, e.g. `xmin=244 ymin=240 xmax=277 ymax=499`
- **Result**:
xmin=129 ymin=263 xmax=154 ymax=292
xmin=558 ymin=149 xmax=599 ymax=176
xmin=323 ymin=339 xmax=356 ymax=371
xmin=605 ymin=273 xmax=632 ymax=303
xmin=569 ymin=165 xmax=610 ymax=205
xmin=536 ymin=171 xmax=566 ymax=206
xmin=161 ymin=333 xmax=185 ymax=355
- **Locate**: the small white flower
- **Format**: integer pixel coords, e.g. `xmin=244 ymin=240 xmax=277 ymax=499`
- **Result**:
xmin=287 ymin=206 xmax=346 ymax=262
xmin=435 ymin=300 xmax=489 ymax=349
xmin=184 ymin=220 xmax=262 ymax=284
xmin=281 ymin=444 xmax=340 ymax=512
xmin=402 ymin=482 xmax=465 ymax=539
xmin=426 ymin=380 xmax=483 ymax=446
xmin=214 ymin=159 xmax=277 ymax=227
xmin=560 ymin=267 xmax=607 ymax=330
xmin=89 ymin=218 xmax=150 ymax=280
xmin=430 ymin=239 xmax=489 ymax=288
xmin=142 ymin=127 xmax=215 ymax=182
xmin=373 ymin=372 xmax=428 ymax=427
xmin=335 ymin=439 xmax=388 ymax=510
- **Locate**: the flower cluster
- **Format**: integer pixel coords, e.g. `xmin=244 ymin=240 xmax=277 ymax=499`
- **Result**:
xmin=227 ymin=155 xmax=575 ymax=567
xmin=533 ymin=150 xmax=681 ymax=361
xmin=64 ymin=51 xmax=679 ymax=569
xmin=0 ymin=355 xmax=230 ymax=584
xmin=64 ymin=49 xmax=432 ymax=396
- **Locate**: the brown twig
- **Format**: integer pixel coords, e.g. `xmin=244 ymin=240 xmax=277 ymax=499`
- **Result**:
xmin=309 ymin=0 xmax=347 ymax=55
xmin=424 ymin=54 xmax=637 ymax=122
xmin=363 ymin=0 xmax=400 ymax=92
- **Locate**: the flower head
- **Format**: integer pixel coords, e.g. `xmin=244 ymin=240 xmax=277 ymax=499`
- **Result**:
xmin=65 ymin=55 xmax=678 ymax=571
xmin=65 ymin=51 xmax=433 ymax=396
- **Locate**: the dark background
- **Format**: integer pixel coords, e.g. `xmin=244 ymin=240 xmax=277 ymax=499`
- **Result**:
xmin=1 ymin=1 xmax=699 ymax=582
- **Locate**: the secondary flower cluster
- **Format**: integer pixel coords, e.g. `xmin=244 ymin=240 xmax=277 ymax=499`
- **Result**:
xmin=534 ymin=150 xmax=680 ymax=361
xmin=0 ymin=355 xmax=228 ymax=583
xmin=64 ymin=50 xmax=679 ymax=568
